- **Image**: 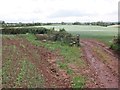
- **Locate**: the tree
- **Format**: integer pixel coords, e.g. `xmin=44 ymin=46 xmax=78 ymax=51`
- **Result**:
xmin=61 ymin=22 xmax=66 ymax=25
xmin=73 ymin=22 xmax=81 ymax=25
xmin=59 ymin=28 xmax=66 ymax=32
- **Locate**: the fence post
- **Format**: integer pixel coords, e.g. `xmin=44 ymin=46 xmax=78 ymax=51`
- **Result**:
xmin=77 ymin=34 xmax=80 ymax=47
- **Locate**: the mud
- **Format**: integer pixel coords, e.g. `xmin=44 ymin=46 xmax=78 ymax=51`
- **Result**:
xmin=81 ymin=39 xmax=118 ymax=88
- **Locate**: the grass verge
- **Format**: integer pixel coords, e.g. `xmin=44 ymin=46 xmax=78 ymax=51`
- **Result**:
xmin=24 ymin=34 xmax=86 ymax=88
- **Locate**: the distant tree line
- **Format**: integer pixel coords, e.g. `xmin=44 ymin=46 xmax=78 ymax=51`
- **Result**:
xmin=0 ymin=21 xmax=118 ymax=27
xmin=0 ymin=21 xmax=54 ymax=27
xmin=1 ymin=22 xmax=42 ymax=27
xmin=72 ymin=21 xmax=118 ymax=27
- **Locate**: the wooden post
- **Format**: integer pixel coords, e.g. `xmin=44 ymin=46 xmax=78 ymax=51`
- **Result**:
xmin=77 ymin=34 xmax=80 ymax=47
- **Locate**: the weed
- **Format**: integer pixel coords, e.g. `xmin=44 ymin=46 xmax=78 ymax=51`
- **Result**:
xmin=57 ymin=61 xmax=74 ymax=74
xmin=72 ymin=76 xmax=85 ymax=88
xmin=57 ymin=62 xmax=68 ymax=69
xmin=67 ymin=68 xmax=74 ymax=75
xmin=25 ymin=33 xmax=43 ymax=46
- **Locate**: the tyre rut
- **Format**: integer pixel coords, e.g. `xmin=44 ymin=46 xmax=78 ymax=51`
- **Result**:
xmin=81 ymin=39 xmax=118 ymax=88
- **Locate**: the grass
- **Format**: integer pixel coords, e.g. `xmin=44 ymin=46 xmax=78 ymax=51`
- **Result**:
xmin=72 ymin=76 xmax=85 ymax=88
xmin=43 ymin=42 xmax=85 ymax=88
xmin=4 ymin=25 xmax=118 ymax=45
xmin=57 ymin=62 xmax=68 ymax=69
xmin=71 ymin=31 xmax=116 ymax=45
xmin=67 ymin=68 xmax=74 ymax=75
xmin=40 ymin=41 xmax=84 ymax=65
xmin=24 ymin=34 xmax=85 ymax=66
xmin=25 ymin=34 xmax=84 ymax=61
xmin=23 ymin=34 xmax=86 ymax=88
xmin=21 ymin=34 xmax=42 ymax=46
xmin=2 ymin=34 xmax=19 ymax=40
xmin=57 ymin=61 xmax=74 ymax=75
xmin=6 ymin=24 xmax=119 ymax=45
xmin=39 ymin=25 xmax=118 ymax=45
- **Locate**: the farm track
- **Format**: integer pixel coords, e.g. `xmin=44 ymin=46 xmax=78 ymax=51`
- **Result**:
xmin=81 ymin=39 xmax=119 ymax=88
xmin=2 ymin=38 xmax=71 ymax=88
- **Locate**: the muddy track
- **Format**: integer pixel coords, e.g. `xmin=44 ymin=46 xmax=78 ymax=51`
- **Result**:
xmin=81 ymin=39 xmax=118 ymax=88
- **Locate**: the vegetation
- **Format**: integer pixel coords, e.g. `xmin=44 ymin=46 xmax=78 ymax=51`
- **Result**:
xmin=72 ymin=21 xmax=117 ymax=26
xmin=110 ymin=36 xmax=120 ymax=51
xmin=39 ymin=25 xmax=118 ymax=45
xmin=2 ymin=27 xmax=48 ymax=34
xmin=24 ymin=34 xmax=85 ymax=88
xmin=0 ymin=21 xmax=117 ymax=27
xmin=25 ymin=34 xmax=83 ymax=64
xmin=72 ymin=76 xmax=85 ymax=88
xmin=2 ymin=21 xmax=119 ymax=88
xmin=2 ymin=26 xmax=80 ymax=46
xmin=2 ymin=40 xmax=44 ymax=88
xmin=2 ymin=34 xmax=86 ymax=88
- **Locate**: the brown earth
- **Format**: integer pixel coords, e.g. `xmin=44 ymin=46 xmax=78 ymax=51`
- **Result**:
xmin=2 ymin=37 xmax=119 ymax=88
xmin=2 ymin=37 xmax=71 ymax=88
xmin=81 ymin=39 xmax=119 ymax=88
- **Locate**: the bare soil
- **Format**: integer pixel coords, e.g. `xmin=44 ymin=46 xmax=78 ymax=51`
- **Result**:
xmin=2 ymin=38 xmax=71 ymax=88
xmin=81 ymin=39 xmax=119 ymax=88
xmin=2 ymin=37 xmax=119 ymax=88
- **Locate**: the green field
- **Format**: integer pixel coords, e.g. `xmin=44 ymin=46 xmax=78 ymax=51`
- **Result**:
xmin=38 ymin=25 xmax=118 ymax=45
xmin=1 ymin=25 xmax=119 ymax=45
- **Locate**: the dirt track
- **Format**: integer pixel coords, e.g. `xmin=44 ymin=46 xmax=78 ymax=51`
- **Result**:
xmin=81 ymin=39 xmax=118 ymax=88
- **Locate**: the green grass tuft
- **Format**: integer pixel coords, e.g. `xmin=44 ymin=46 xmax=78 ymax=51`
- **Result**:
xmin=72 ymin=76 xmax=85 ymax=88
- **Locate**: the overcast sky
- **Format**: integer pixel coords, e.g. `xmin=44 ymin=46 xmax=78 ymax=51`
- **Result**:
xmin=0 ymin=0 xmax=119 ymax=23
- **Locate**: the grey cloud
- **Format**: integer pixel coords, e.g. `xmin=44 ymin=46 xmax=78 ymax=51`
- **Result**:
xmin=48 ymin=9 xmax=94 ymax=18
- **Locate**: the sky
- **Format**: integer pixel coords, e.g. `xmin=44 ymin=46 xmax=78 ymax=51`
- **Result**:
xmin=0 ymin=0 xmax=119 ymax=23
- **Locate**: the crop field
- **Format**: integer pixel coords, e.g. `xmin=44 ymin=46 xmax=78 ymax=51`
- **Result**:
xmin=2 ymin=35 xmax=45 ymax=88
xmin=1 ymin=25 xmax=119 ymax=88
xmin=2 ymin=34 xmax=87 ymax=88
xmin=39 ymin=25 xmax=118 ymax=45
xmin=6 ymin=25 xmax=118 ymax=45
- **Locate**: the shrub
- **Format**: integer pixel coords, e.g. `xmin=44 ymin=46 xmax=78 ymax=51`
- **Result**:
xmin=2 ymin=27 xmax=49 ymax=34
xmin=110 ymin=36 xmax=120 ymax=51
